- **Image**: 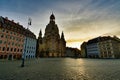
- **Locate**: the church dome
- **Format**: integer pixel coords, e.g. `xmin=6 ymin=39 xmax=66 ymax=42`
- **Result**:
xmin=45 ymin=14 xmax=60 ymax=39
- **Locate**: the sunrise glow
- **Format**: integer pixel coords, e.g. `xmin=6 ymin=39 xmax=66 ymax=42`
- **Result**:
xmin=0 ymin=0 xmax=120 ymax=49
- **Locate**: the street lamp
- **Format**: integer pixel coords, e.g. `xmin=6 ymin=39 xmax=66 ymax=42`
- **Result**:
xmin=21 ymin=17 xmax=31 ymax=67
xmin=21 ymin=57 xmax=24 ymax=67
xmin=21 ymin=38 xmax=26 ymax=67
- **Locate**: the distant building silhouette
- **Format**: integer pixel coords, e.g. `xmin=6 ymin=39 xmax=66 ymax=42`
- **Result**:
xmin=81 ymin=42 xmax=87 ymax=58
xmin=37 ymin=14 xmax=66 ymax=57
xmin=66 ymin=47 xmax=81 ymax=58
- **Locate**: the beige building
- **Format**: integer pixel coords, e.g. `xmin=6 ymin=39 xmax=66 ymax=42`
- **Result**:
xmin=99 ymin=36 xmax=120 ymax=58
xmin=37 ymin=14 xmax=66 ymax=57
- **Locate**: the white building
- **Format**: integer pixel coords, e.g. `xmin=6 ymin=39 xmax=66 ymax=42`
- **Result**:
xmin=22 ymin=29 xmax=37 ymax=59
xmin=87 ymin=43 xmax=100 ymax=58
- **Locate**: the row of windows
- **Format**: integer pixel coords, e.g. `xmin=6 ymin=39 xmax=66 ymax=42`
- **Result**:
xmin=1 ymin=29 xmax=24 ymax=37
xmin=26 ymin=39 xmax=36 ymax=43
xmin=26 ymin=42 xmax=36 ymax=45
xmin=100 ymin=49 xmax=113 ymax=53
xmin=0 ymin=34 xmax=24 ymax=42
xmin=87 ymin=46 xmax=98 ymax=50
xmin=0 ymin=47 xmax=22 ymax=52
xmin=0 ymin=40 xmax=23 ymax=47
xmin=25 ymin=55 xmax=35 ymax=59
xmin=101 ymin=51 xmax=112 ymax=55
xmin=99 ymin=44 xmax=112 ymax=47
xmin=24 ymin=50 xmax=35 ymax=54
xmin=100 ymin=47 xmax=112 ymax=50
xmin=99 ymin=40 xmax=111 ymax=44
xmin=25 ymin=46 xmax=36 ymax=49
xmin=87 ymin=50 xmax=99 ymax=52
xmin=87 ymin=45 xmax=97 ymax=48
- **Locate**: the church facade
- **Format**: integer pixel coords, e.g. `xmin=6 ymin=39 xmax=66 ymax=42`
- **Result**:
xmin=37 ymin=14 xmax=66 ymax=57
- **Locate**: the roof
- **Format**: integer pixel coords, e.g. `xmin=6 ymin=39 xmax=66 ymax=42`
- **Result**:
xmin=0 ymin=16 xmax=36 ymax=39
xmin=87 ymin=36 xmax=120 ymax=45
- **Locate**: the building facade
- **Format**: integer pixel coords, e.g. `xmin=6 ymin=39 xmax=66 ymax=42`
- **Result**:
xmin=22 ymin=29 xmax=37 ymax=59
xmin=37 ymin=14 xmax=66 ymax=57
xmin=0 ymin=16 xmax=36 ymax=60
xmin=80 ymin=42 xmax=87 ymax=58
xmin=99 ymin=36 xmax=120 ymax=58
xmin=66 ymin=47 xmax=81 ymax=58
xmin=86 ymin=36 xmax=120 ymax=58
xmin=87 ymin=43 xmax=100 ymax=58
xmin=0 ymin=17 xmax=25 ymax=60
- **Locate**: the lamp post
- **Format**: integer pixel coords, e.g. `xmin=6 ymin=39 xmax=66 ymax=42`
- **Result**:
xmin=21 ymin=37 xmax=27 ymax=67
xmin=21 ymin=17 xmax=31 ymax=67
xmin=21 ymin=57 xmax=24 ymax=67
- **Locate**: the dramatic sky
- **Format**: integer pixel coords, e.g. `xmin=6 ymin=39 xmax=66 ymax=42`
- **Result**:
xmin=0 ymin=0 xmax=120 ymax=49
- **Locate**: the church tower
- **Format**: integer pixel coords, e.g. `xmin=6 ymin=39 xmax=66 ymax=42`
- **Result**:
xmin=36 ymin=29 xmax=42 ymax=57
xmin=61 ymin=31 xmax=65 ymax=41
xmin=60 ymin=31 xmax=66 ymax=56
xmin=38 ymin=29 xmax=42 ymax=43
xmin=37 ymin=13 xmax=66 ymax=57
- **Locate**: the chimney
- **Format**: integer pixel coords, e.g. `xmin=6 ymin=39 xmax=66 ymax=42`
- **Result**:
xmin=17 ymin=22 xmax=19 ymax=25
xmin=5 ymin=17 xmax=8 ymax=20
xmin=11 ymin=20 xmax=14 ymax=22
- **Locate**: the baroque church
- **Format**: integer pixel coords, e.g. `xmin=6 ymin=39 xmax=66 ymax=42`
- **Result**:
xmin=37 ymin=14 xmax=66 ymax=57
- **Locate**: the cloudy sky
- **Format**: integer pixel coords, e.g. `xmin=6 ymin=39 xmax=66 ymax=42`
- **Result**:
xmin=0 ymin=0 xmax=120 ymax=49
